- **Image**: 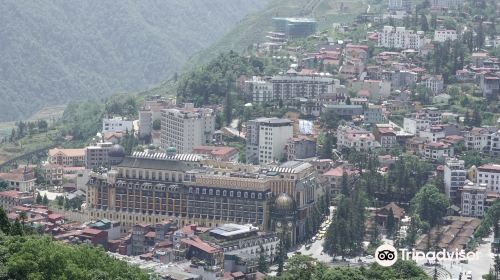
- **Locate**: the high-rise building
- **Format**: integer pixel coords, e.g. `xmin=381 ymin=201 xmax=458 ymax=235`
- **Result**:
xmin=461 ymin=181 xmax=486 ymax=218
xmin=160 ymin=103 xmax=215 ymax=154
xmin=444 ymin=158 xmax=466 ymax=201
xmin=245 ymin=118 xmax=293 ymax=164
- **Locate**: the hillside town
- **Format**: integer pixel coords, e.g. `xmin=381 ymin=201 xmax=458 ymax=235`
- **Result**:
xmin=0 ymin=0 xmax=499 ymax=279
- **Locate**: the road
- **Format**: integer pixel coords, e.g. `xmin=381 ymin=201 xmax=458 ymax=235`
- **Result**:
xmin=443 ymin=234 xmax=495 ymax=279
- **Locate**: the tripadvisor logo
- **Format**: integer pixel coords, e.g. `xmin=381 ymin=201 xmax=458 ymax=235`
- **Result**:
xmin=374 ymin=244 xmax=479 ymax=267
xmin=375 ymin=244 xmax=397 ymax=267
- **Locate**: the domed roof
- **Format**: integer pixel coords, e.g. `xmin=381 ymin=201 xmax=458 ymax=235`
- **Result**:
xmin=108 ymin=144 xmax=125 ymax=157
xmin=166 ymin=146 xmax=177 ymax=153
xmin=274 ymin=193 xmax=295 ymax=212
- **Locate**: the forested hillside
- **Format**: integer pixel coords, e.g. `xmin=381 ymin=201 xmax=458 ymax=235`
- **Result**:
xmin=0 ymin=0 xmax=269 ymax=121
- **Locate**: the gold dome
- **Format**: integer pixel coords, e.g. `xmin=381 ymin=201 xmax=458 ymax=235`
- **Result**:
xmin=274 ymin=193 xmax=294 ymax=211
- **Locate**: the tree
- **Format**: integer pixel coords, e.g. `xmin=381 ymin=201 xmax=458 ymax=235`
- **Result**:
xmin=237 ymin=120 xmax=243 ymax=136
xmin=42 ymin=194 xmax=49 ymax=206
xmin=10 ymin=218 xmax=23 ymax=236
xmin=319 ymin=133 xmax=333 ymax=159
xmin=420 ymin=14 xmax=429 ymax=32
xmin=152 ymin=119 xmax=161 ymax=130
xmin=0 ymin=180 xmax=7 ymax=190
xmin=410 ymin=184 xmax=450 ymax=227
xmin=386 ymin=208 xmax=396 ymax=236
xmin=257 ymin=244 xmax=269 ymax=273
xmin=0 ymin=206 xmax=11 ymax=234
xmin=341 ymin=171 xmax=350 ymax=196
xmin=223 ymin=92 xmax=233 ymax=125
xmin=276 ymin=240 xmax=286 ymax=276
xmin=36 ymin=192 xmax=43 ymax=204
xmin=472 ymin=108 xmax=481 ymax=127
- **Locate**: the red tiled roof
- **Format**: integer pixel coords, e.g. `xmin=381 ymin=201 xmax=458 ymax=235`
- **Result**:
xmin=181 ymin=237 xmax=219 ymax=254
xmin=478 ymin=164 xmax=500 ymax=172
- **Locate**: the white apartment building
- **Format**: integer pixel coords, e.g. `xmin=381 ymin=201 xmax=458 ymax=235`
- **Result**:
xmin=244 ymin=76 xmax=274 ymax=103
xmin=403 ymin=117 xmax=430 ymax=135
xmin=245 ymin=118 xmax=293 ymax=164
xmin=160 ymin=103 xmax=215 ymax=154
xmin=377 ymin=26 xmax=425 ymax=50
xmin=271 ymin=73 xmax=339 ymax=102
xmin=102 ymin=117 xmax=134 ymax=133
xmin=423 ymin=75 xmax=444 ymax=94
xmin=444 ymin=158 xmax=466 ymax=200
xmin=423 ymin=141 xmax=454 ymax=162
xmin=461 ymin=181 xmax=486 ymax=218
xmin=138 ymin=98 xmax=176 ymax=139
xmin=477 ymin=164 xmax=500 ymax=193
xmin=464 ymin=127 xmax=500 ymax=157
xmin=431 ymin=0 xmax=463 ymax=9
xmin=433 ymin=30 xmax=457 ymax=42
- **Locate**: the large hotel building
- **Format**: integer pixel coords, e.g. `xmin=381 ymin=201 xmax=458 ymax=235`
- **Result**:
xmin=86 ymin=151 xmax=324 ymax=245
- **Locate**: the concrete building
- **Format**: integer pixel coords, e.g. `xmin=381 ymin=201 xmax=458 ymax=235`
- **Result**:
xmin=48 ymin=148 xmax=86 ymax=167
xmin=444 ymin=158 xmax=466 ymax=201
xmin=0 ymin=167 xmax=36 ymax=193
xmin=423 ymin=75 xmax=444 ymax=94
xmin=87 ymin=153 xmax=323 ymax=246
xmin=244 ymin=76 xmax=274 ymax=103
xmin=102 ymin=117 xmax=133 ymax=133
xmin=464 ymin=127 xmax=498 ymax=152
xmin=192 ymin=146 xmax=239 ymax=162
xmin=377 ymin=26 xmax=425 ymax=50
xmin=322 ymin=104 xmax=364 ymax=117
xmin=364 ymin=105 xmax=387 ymax=124
xmin=270 ymin=73 xmax=339 ymax=102
xmin=431 ymin=0 xmax=463 ymax=9
xmin=337 ymin=125 xmax=380 ymax=152
xmin=477 ymin=164 xmax=500 ymax=193
xmin=461 ymin=181 xmax=486 ymax=218
xmin=245 ymin=118 xmax=293 ymax=164
xmin=202 ymin=223 xmax=280 ymax=268
xmin=272 ymin=17 xmax=317 ymax=40
xmin=138 ymin=97 xmax=176 ymax=139
xmin=387 ymin=0 xmax=413 ymax=11
xmin=322 ymin=165 xmax=358 ymax=204
xmin=433 ymin=30 xmax=457 ymax=42
xmin=423 ymin=141 xmax=454 ymax=162
xmin=160 ymin=103 xmax=216 ymax=154
xmin=0 ymin=191 xmax=34 ymax=211
xmin=285 ymin=136 xmax=316 ymax=160
xmin=373 ymin=126 xmax=397 ymax=152
xmin=479 ymin=73 xmax=500 ymax=100
xmin=85 ymin=143 xmax=125 ymax=169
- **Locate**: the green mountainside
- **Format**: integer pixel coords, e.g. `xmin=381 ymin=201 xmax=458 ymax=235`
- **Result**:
xmin=0 ymin=0 xmax=269 ymax=121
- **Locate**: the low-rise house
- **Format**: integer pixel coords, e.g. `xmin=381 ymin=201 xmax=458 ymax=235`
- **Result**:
xmin=0 ymin=166 xmax=36 ymax=193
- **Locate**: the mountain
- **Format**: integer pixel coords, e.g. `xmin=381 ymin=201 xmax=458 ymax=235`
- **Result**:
xmin=0 ymin=0 xmax=269 ymax=121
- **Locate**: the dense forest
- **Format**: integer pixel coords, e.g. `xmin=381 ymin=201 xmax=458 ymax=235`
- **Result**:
xmin=0 ymin=0 xmax=270 ymax=121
